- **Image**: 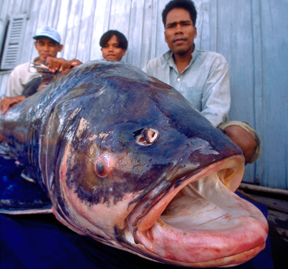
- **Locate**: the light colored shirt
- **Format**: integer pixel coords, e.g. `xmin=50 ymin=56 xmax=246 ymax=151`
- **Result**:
xmin=143 ymin=48 xmax=231 ymax=127
xmin=6 ymin=60 xmax=42 ymax=97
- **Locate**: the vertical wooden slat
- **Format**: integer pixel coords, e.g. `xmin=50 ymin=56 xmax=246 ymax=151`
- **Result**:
xmin=46 ymin=0 xmax=59 ymax=29
xmin=140 ymin=0 xmax=153 ymax=68
xmin=155 ymin=0 xmax=168 ymax=57
xmin=76 ymin=0 xmax=96 ymax=62
xmin=251 ymin=0 xmax=264 ymax=184
xmin=63 ymin=0 xmax=84 ymax=60
xmin=0 ymin=72 xmax=11 ymax=97
xmin=56 ymin=0 xmax=72 ymax=59
xmin=23 ymin=0 xmax=43 ymax=63
xmin=260 ymin=0 xmax=288 ymax=189
xmin=108 ymin=0 xmax=132 ymax=63
xmin=90 ymin=0 xmax=111 ymax=61
xmin=209 ymin=0 xmax=217 ymax=52
xmin=127 ymin=0 xmax=145 ymax=67
xmin=195 ymin=0 xmax=211 ymax=51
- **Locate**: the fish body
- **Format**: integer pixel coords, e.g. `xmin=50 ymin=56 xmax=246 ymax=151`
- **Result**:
xmin=0 ymin=60 xmax=268 ymax=267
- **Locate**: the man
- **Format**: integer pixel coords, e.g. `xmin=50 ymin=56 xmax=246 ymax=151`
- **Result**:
xmin=60 ymin=29 xmax=128 ymax=69
xmin=45 ymin=30 xmax=128 ymax=73
xmin=0 ymin=29 xmax=128 ymax=115
xmin=143 ymin=0 xmax=260 ymax=164
xmin=45 ymin=30 xmax=128 ymax=76
xmin=6 ymin=26 xmax=63 ymax=97
xmin=0 ymin=26 xmax=67 ymax=114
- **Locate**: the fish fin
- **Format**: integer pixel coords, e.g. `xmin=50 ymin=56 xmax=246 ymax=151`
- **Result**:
xmin=21 ymin=169 xmax=36 ymax=183
xmin=0 ymin=142 xmax=12 ymax=159
xmin=0 ymin=157 xmax=52 ymax=215
xmin=0 ymin=206 xmax=52 ymax=215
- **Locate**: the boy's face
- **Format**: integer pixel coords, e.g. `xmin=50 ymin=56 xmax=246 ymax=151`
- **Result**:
xmin=101 ymin=35 xmax=126 ymax=61
xmin=34 ymin=37 xmax=63 ymax=62
xmin=164 ymin=8 xmax=197 ymax=56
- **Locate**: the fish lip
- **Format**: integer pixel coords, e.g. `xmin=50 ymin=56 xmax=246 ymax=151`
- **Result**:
xmin=126 ymin=155 xmax=245 ymax=234
xmin=124 ymin=155 xmax=268 ymax=265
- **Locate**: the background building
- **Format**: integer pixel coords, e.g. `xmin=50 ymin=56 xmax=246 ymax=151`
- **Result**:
xmin=0 ymin=0 xmax=287 ymax=190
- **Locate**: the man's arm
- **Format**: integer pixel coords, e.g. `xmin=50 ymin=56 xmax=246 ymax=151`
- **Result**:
xmin=46 ymin=57 xmax=82 ymax=73
xmin=201 ymin=57 xmax=230 ymax=127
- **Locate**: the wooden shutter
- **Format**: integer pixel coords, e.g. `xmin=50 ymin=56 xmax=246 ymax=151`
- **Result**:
xmin=1 ymin=15 xmax=27 ymax=70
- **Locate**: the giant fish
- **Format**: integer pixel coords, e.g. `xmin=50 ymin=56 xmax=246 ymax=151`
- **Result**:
xmin=0 ymin=60 xmax=268 ymax=268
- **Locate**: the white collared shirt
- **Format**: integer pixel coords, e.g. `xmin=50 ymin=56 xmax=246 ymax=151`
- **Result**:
xmin=143 ymin=47 xmax=231 ymax=127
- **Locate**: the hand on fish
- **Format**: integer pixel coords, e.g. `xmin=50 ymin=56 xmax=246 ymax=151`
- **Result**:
xmin=0 ymin=96 xmax=26 ymax=115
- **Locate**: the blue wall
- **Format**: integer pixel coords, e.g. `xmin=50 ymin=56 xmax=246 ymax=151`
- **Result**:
xmin=0 ymin=0 xmax=287 ymax=189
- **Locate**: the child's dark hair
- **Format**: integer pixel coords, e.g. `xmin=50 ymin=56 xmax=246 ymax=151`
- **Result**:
xmin=99 ymin=30 xmax=128 ymax=50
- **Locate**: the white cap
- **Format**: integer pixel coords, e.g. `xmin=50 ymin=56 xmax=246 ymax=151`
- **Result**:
xmin=33 ymin=26 xmax=61 ymax=44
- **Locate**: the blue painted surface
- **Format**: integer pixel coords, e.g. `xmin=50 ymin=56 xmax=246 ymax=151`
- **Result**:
xmin=0 ymin=0 xmax=287 ymax=189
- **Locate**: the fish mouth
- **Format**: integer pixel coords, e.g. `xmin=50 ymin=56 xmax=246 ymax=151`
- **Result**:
xmin=124 ymin=155 xmax=268 ymax=267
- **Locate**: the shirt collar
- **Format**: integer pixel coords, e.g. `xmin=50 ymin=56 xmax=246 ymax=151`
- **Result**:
xmin=164 ymin=44 xmax=197 ymax=73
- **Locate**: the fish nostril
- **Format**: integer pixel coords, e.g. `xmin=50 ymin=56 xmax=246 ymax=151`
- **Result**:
xmin=135 ymin=127 xmax=159 ymax=146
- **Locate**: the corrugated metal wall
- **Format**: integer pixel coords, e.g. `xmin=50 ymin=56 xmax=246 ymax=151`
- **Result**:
xmin=0 ymin=0 xmax=287 ymax=190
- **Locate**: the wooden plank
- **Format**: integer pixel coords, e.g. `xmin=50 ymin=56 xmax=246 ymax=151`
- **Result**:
xmin=55 ymin=0 xmax=71 ymax=59
xmin=7 ymin=0 xmax=22 ymax=15
xmin=209 ymin=0 xmax=217 ymax=52
xmin=22 ymin=0 xmax=43 ymax=63
xmin=127 ymin=0 xmax=145 ymax=68
xmin=139 ymin=0 xmax=152 ymax=68
xmin=46 ymin=0 xmax=60 ymax=29
xmin=89 ymin=0 xmax=111 ymax=61
xmin=195 ymin=0 xmax=211 ymax=51
xmin=148 ymin=0 xmax=158 ymax=60
xmin=216 ymin=0 xmax=256 ymax=183
xmin=76 ymin=0 xmax=96 ymax=63
xmin=108 ymin=0 xmax=132 ymax=63
xmin=155 ymin=0 xmax=168 ymax=57
xmin=251 ymin=0 xmax=264 ymax=183
xmin=260 ymin=0 xmax=288 ymax=189
xmin=62 ymin=0 xmax=84 ymax=60
xmin=0 ymin=72 xmax=11 ymax=96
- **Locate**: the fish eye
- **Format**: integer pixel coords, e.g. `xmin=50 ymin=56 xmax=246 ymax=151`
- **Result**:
xmin=94 ymin=154 xmax=109 ymax=177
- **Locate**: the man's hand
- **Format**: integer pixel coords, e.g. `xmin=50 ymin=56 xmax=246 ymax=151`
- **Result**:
xmin=0 ymin=96 xmax=25 ymax=114
xmin=46 ymin=57 xmax=82 ymax=73
xmin=59 ymin=59 xmax=82 ymax=72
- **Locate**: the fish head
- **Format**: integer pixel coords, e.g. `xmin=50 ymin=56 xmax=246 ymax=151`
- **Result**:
xmin=40 ymin=61 xmax=267 ymax=267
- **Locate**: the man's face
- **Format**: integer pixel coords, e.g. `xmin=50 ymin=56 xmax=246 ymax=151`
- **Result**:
xmin=164 ymin=8 xmax=197 ymax=56
xmin=34 ymin=37 xmax=63 ymax=62
xmin=101 ymin=35 xmax=126 ymax=61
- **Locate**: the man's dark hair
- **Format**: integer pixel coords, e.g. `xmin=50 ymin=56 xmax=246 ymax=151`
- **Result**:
xmin=99 ymin=30 xmax=128 ymax=50
xmin=162 ymin=0 xmax=197 ymax=27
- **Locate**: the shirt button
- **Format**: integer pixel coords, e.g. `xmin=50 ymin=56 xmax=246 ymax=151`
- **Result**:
xmin=177 ymin=78 xmax=180 ymax=81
